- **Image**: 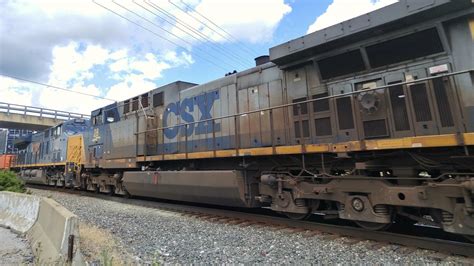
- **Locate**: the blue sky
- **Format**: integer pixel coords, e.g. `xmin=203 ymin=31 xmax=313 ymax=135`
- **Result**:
xmin=0 ymin=0 xmax=397 ymax=114
xmin=159 ymin=0 xmax=334 ymax=85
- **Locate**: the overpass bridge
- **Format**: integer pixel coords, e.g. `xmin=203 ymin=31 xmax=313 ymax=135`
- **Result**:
xmin=0 ymin=102 xmax=89 ymax=131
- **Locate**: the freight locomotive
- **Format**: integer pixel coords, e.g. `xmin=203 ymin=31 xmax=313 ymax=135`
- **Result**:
xmin=12 ymin=0 xmax=474 ymax=240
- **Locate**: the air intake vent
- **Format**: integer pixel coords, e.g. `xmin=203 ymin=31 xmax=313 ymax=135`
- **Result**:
xmin=363 ymin=119 xmax=388 ymax=138
xmin=313 ymin=93 xmax=330 ymax=112
xmin=315 ymin=118 xmax=332 ymax=136
xmin=389 ymin=84 xmax=410 ymax=131
xmin=336 ymin=97 xmax=354 ymax=130
xmin=410 ymin=83 xmax=432 ymax=122
xmin=432 ymin=78 xmax=454 ymax=127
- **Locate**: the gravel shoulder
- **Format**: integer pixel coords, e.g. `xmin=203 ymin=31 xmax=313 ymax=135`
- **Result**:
xmin=0 ymin=227 xmax=34 ymax=265
xmin=29 ymin=188 xmax=473 ymax=264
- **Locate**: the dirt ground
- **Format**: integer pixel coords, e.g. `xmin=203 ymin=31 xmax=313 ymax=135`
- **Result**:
xmin=79 ymin=222 xmax=136 ymax=265
xmin=0 ymin=227 xmax=34 ymax=265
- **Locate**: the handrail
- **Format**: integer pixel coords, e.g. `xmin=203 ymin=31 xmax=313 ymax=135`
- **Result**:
xmin=0 ymin=102 xmax=90 ymax=120
xmin=135 ymin=69 xmax=473 ymax=135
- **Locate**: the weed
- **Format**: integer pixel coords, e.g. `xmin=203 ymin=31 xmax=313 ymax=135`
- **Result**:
xmin=101 ymin=249 xmax=114 ymax=266
xmin=0 ymin=170 xmax=25 ymax=193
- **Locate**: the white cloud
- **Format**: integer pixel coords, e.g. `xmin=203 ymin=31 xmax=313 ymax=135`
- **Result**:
xmin=48 ymin=42 xmax=111 ymax=87
xmin=307 ymin=0 xmax=398 ymax=33
xmin=104 ymin=51 xmax=195 ymax=102
xmin=156 ymin=0 xmax=291 ymax=44
xmin=104 ymin=75 xmax=158 ymax=102
xmin=2 ymin=40 xmax=194 ymax=114
xmin=182 ymin=0 xmax=292 ymax=43
xmin=1 ymin=0 xmax=292 ymax=116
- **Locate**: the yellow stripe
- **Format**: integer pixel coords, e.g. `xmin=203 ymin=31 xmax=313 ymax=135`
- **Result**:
xmin=13 ymin=162 xmax=66 ymax=168
xmin=164 ymin=154 xmax=186 ymax=160
xmin=188 ymin=151 xmax=214 ymax=159
xmin=275 ymin=145 xmax=302 ymax=154
xmin=239 ymin=147 xmax=273 ymax=156
xmin=136 ymin=133 xmax=471 ymax=162
xmin=216 ymin=150 xmax=238 ymax=157
xmin=408 ymin=134 xmax=458 ymax=147
xmin=463 ymin=133 xmax=474 ymax=145
xmin=305 ymin=144 xmax=329 ymax=153
xmin=331 ymin=141 xmax=362 ymax=152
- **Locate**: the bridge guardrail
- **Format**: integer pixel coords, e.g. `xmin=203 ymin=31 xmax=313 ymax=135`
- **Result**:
xmin=0 ymin=102 xmax=89 ymax=121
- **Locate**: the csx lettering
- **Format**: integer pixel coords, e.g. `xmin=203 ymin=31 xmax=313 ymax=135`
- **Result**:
xmin=163 ymin=91 xmax=221 ymax=139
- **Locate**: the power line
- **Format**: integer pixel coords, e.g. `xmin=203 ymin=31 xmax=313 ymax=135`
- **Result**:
xmin=0 ymin=73 xmax=116 ymax=102
xmin=94 ymin=0 xmax=227 ymax=72
xmin=142 ymin=0 xmax=250 ymax=68
xmin=131 ymin=0 xmax=246 ymax=69
xmin=169 ymin=0 xmax=257 ymax=57
xmin=112 ymin=0 xmax=238 ymax=70
xmin=141 ymin=0 xmax=251 ymax=69
xmin=96 ymin=0 xmax=231 ymax=72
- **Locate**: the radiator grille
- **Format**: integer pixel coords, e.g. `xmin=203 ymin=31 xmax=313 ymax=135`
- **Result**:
xmin=432 ymin=78 xmax=454 ymax=127
xmin=336 ymin=97 xmax=355 ymax=130
xmin=315 ymin=117 xmax=332 ymax=136
xmin=410 ymin=83 xmax=432 ymax=122
xmin=313 ymin=93 xmax=330 ymax=112
xmin=293 ymin=97 xmax=308 ymax=115
xmin=389 ymin=84 xmax=410 ymax=131
xmin=363 ymin=119 xmax=388 ymax=138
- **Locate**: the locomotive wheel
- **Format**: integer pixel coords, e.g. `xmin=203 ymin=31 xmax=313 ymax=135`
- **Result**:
xmin=282 ymin=209 xmax=312 ymax=220
xmin=355 ymin=220 xmax=392 ymax=231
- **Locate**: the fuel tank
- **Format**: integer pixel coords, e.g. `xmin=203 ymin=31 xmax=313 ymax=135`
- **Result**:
xmin=20 ymin=169 xmax=47 ymax=184
xmin=122 ymin=170 xmax=250 ymax=207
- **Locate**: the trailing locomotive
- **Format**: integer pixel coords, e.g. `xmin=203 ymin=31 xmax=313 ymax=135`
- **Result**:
xmin=13 ymin=0 xmax=474 ymax=240
xmin=15 ymin=119 xmax=89 ymax=186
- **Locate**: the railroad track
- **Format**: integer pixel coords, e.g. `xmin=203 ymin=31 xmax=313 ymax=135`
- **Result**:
xmin=27 ymin=184 xmax=474 ymax=259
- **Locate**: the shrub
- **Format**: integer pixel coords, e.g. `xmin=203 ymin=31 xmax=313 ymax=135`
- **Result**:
xmin=0 ymin=170 xmax=25 ymax=193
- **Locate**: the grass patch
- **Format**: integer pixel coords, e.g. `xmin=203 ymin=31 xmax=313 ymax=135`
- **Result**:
xmin=0 ymin=170 xmax=25 ymax=193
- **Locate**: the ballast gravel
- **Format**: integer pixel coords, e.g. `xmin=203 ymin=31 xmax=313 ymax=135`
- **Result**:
xmin=30 ymin=189 xmax=472 ymax=264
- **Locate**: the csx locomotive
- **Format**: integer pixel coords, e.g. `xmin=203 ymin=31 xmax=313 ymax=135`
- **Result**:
xmin=13 ymin=0 xmax=474 ymax=239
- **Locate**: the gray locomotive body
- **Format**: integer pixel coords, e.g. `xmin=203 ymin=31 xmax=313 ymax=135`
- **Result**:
xmin=55 ymin=0 xmax=474 ymax=238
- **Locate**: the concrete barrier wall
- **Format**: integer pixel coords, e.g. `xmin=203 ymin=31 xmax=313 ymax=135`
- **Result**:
xmin=28 ymin=198 xmax=83 ymax=264
xmin=0 ymin=191 xmax=40 ymax=233
xmin=0 ymin=192 xmax=83 ymax=265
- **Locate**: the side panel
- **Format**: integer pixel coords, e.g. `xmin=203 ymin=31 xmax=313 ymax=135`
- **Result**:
xmin=238 ymin=88 xmax=250 ymax=148
xmin=286 ymin=66 xmax=311 ymax=144
xmin=268 ymin=79 xmax=287 ymax=145
xmin=104 ymin=118 xmax=137 ymax=159
xmin=445 ymin=17 xmax=474 ymax=131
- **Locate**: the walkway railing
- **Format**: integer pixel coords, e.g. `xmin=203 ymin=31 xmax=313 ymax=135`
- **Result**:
xmin=135 ymin=69 xmax=473 ymax=158
xmin=0 ymin=102 xmax=89 ymax=120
